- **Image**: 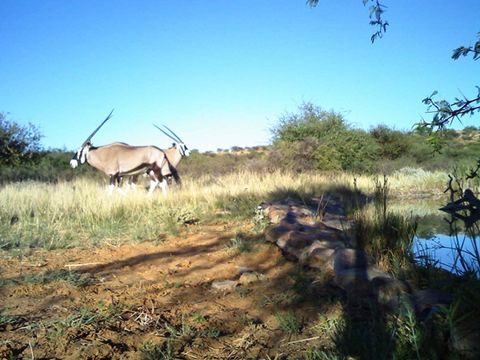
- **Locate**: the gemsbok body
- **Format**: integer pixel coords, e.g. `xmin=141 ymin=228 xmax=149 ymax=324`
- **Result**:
xmin=127 ymin=124 xmax=190 ymax=193
xmin=69 ymin=111 xmax=188 ymax=195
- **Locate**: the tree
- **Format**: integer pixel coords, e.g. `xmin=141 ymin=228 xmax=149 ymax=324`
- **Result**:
xmin=370 ymin=125 xmax=408 ymax=160
xmin=0 ymin=112 xmax=43 ymax=167
xmin=270 ymin=103 xmax=379 ymax=172
xmin=271 ymin=102 xmax=348 ymax=144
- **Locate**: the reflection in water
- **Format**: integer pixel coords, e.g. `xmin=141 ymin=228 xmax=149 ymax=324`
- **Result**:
xmin=390 ymin=195 xmax=480 ymax=277
xmin=414 ymin=232 xmax=479 ymax=276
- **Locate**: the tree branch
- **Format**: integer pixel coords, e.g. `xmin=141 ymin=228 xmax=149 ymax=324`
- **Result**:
xmin=306 ymin=0 xmax=388 ymax=43
xmin=452 ymin=32 xmax=480 ymax=61
xmin=418 ymin=88 xmax=480 ymax=131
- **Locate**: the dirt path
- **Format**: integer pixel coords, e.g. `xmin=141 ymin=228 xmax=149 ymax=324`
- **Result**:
xmin=1 ymin=224 xmax=340 ymax=359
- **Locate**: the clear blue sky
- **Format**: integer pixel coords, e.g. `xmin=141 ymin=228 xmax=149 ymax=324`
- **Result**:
xmin=1 ymin=0 xmax=478 ymax=152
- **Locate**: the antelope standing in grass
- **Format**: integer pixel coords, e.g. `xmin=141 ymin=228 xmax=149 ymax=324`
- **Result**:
xmin=127 ymin=124 xmax=190 ymax=193
xmin=69 ymin=111 xmax=186 ymax=195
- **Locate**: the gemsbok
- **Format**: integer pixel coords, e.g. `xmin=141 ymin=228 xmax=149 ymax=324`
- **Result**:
xmin=126 ymin=124 xmax=190 ymax=193
xmin=69 ymin=111 xmax=186 ymax=195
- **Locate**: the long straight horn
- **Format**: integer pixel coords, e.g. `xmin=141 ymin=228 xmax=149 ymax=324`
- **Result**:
xmin=82 ymin=109 xmax=114 ymax=146
xmin=161 ymin=124 xmax=184 ymax=143
xmin=153 ymin=124 xmax=179 ymax=143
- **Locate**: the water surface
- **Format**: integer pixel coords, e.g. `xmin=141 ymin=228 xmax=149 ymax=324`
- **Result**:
xmin=390 ymin=198 xmax=480 ymax=276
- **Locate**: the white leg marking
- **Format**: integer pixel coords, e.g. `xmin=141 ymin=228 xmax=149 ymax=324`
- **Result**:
xmin=159 ymin=179 xmax=168 ymax=196
xmin=148 ymin=179 xmax=159 ymax=194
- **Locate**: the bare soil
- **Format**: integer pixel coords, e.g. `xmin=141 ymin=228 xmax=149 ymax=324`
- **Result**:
xmin=0 ymin=223 xmax=342 ymax=359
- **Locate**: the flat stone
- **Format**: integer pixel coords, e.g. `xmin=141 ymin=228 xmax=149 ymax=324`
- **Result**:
xmin=285 ymin=232 xmax=317 ymax=249
xmin=371 ymin=276 xmax=410 ymax=311
xmin=236 ymin=266 xmax=255 ymax=275
xmin=262 ymin=205 xmax=290 ymax=223
xmin=302 ymin=247 xmax=336 ymax=271
xmin=288 ymin=205 xmax=316 ymax=218
xmin=275 ymin=230 xmax=295 ymax=250
xmin=238 ymin=272 xmax=265 ymax=285
xmin=308 ymin=239 xmax=345 ymax=252
xmin=211 ymin=280 xmax=238 ymax=291
xmin=265 ymin=225 xmax=292 ymax=243
xmin=323 ymin=202 xmax=346 ymax=216
xmin=334 ymin=266 xmax=390 ymax=294
xmin=334 ymin=248 xmax=369 ymax=273
xmin=412 ymin=288 xmax=453 ymax=316
xmin=334 ymin=268 xmax=372 ymax=293
xmin=321 ymin=213 xmax=353 ymax=231
xmin=412 ymin=288 xmax=453 ymax=307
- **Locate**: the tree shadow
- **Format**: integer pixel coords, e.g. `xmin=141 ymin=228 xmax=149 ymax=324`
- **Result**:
xmin=266 ymin=183 xmax=369 ymax=213
xmin=333 ymin=283 xmax=394 ymax=359
xmin=262 ymin=185 xmax=396 ymax=359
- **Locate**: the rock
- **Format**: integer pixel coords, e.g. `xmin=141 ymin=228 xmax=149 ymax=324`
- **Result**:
xmin=262 ymin=204 xmax=290 ymax=223
xmin=334 ymin=267 xmax=372 ymax=294
xmin=412 ymin=288 xmax=453 ymax=318
xmin=334 ymin=248 xmax=369 ymax=273
xmin=236 ymin=266 xmax=255 ymax=274
xmin=277 ymin=229 xmax=339 ymax=260
xmin=284 ymin=231 xmax=317 ymax=249
xmin=308 ymin=239 xmax=346 ymax=251
xmin=264 ymin=225 xmax=292 ymax=243
xmin=321 ymin=213 xmax=353 ymax=231
xmin=211 ymin=280 xmax=238 ymax=291
xmin=261 ymin=198 xmax=457 ymax=324
xmin=275 ymin=230 xmax=294 ymax=250
xmin=238 ymin=272 xmax=265 ymax=285
xmin=302 ymin=247 xmax=336 ymax=271
xmin=323 ymin=202 xmax=346 ymax=216
xmin=262 ymin=201 xmax=318 ymax=224
xmin=287 ymin=204 xmax=316 ymax=219
xmin=333 ymin=248 xmax=391 ymax=291
xmin=298 ymin=239 xmax=345 ymax=270
xmin=371 ymin=276 xmax=410 ymax=312
xmin=412 ymin=288 xmax=452 ymax=308
xmin=334 ymin=266 xmax=391 ymax=295
xmin=283 ymin=211 xmax=299 ymax=224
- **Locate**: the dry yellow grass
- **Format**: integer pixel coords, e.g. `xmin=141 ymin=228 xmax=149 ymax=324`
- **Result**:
xmin=0 ymin=170 xmax=449 ymax=249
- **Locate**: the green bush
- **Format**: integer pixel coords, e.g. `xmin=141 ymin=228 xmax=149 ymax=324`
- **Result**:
xmin=370 ymin=125 xmax=409 ymax=160
xmin=269 ymin=103 xmax=379 ymax=172
xmin=0 ymin=112 xmax=42 ymax=167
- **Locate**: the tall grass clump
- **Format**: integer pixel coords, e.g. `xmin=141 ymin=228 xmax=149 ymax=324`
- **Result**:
xmin=389 ymin=167 xmax=449 ymax=197
xmin=352 ymin=176 xmax=417 ymax=276
xmin=0 ymin=170 xmax=447 ymax=251
xmin=0 ymin=179 xmax=203 ymax=249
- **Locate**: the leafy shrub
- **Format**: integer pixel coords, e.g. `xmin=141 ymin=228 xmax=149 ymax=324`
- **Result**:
xmin=370 ymin=124 xmax=409 ymax=160
xmin=269 ymin=103 xmax=379 ymax=172
xmin=271 ymin=102 xmax=348 ymax=144
xmin=0 ymin=112 xmax=42 ymax=167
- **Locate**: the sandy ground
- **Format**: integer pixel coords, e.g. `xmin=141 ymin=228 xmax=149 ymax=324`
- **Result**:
xmin=0 ymin=223 xmax=341 ymax=359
